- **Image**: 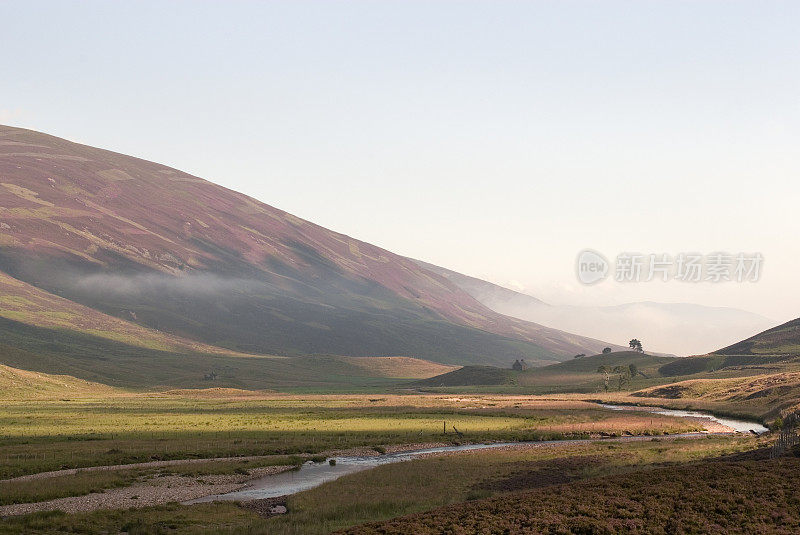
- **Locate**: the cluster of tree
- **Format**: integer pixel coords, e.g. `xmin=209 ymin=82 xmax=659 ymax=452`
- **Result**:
xmin=597 ymin=363 xmax=639 ymax=391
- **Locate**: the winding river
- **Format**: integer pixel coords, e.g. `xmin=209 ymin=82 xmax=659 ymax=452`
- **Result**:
xmin=599 ymin=404 xmax=769 ymax=434
xmin=186 ymin=405 xmax=767 ymax=504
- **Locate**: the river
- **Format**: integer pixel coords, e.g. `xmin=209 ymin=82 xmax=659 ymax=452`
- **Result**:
xmin=186 ymin=404 xmax=767 ymax=504
xmin=598 ymin=404 xmax=769 ymax=434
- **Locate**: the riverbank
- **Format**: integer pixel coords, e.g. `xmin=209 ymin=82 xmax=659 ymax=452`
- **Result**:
xmin=0 ymin=465 xmax=293 ymax=517
xmin=1 ymin=432 xmax=738 ymax=517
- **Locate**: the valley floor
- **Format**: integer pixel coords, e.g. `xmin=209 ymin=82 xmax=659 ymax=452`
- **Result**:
xmin=0 ymin=390 xmax=780 ymax=534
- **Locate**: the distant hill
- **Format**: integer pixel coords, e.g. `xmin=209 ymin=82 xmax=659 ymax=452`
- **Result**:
xmin=415 ymin=351 xmax=677 ymax=391
xmin=514 ymin=351 xmax=678 ymax=392
xmin=537 ymin=351 xmax=677 ymax=375
xmin=414 ymin=366 xmax=514 ymax=387
xmin=416 ymin=261 xmax=773 ymax=356
xmin=647 ymin=317 xmax=800 ymax=379
xmin=0 ymin=124 xmax=617 ymax=381
xmin=715 ymin=317 xmax=800 ymax=356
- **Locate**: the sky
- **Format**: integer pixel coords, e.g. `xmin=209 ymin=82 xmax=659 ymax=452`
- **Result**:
xmin=2 ymin=1 xmax=799 ymax=322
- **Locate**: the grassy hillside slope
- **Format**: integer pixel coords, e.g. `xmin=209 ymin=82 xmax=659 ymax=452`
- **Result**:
xmin=414 ymin=366 xmax=515 ymax=387
xmin=716 ymin=317 xmax=800 ymax=356
xmin=0 ymin=363 xmax=117 ymax=399
xmin=0 ymin=316 xmax=455 ymax=391
xmin=630 ymin=371 xmax=800 ymax=420
xmin=0 ymin=124 xmax=616 ymax=366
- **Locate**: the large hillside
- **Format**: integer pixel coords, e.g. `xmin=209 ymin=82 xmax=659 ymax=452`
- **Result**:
xmin=0 ymin=125 xmax=617 ymax=377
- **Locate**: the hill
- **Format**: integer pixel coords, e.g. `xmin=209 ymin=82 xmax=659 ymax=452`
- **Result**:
xmin=534 ymin=350 xmax=676 ymax=375
xmin=416 ymin=260 xmax=773 ymax=356
xmin=716 ymin=317 xmax=800 ymax=356
xmin=414 ymin=351 xmax=676 ymax=391
xmin=0 ymin=124 xmax=615 ymax=371
xmin=0 ymin=363 xmax=117 ymax=399
xmin=511 ymin=351 xmax=678 ymax=392
xmin=613 ymin=319 xmax=800 ymax=420
xmin=413 ymin=366 xmax=514 ymax=387
xmin=631 ymin=371 xmax=800 ymax=419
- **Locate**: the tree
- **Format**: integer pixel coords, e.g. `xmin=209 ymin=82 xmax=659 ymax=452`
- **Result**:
xmin=597 ymin=365 xmax=611 ymax=391
xmin=574 ymin=353 xmax=586 ymax=359
xmin=628 ymin=363 xmax=638 ymax=379
xmin=612 ymin=365 xmax=631 ymax=390
xmin=629 ymin=339 xmax=643 ymax=352
xmin=602 ymin=347 xmax=612 ymax=354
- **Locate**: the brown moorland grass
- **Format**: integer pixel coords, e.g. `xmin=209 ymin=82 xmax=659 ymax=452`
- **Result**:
xmin=342 ymin=456 xmax=800 ymax=535
xmin=264 ymin=435 xmax=759 ymax=535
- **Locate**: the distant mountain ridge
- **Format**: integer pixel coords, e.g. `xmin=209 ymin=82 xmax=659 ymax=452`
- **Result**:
xmin=0 ymin=124 xmax=617 ymax=371
xmin=417 ymin=260 xmax=774 ymax=356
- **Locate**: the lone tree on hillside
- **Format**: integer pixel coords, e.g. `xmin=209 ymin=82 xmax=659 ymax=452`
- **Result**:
xmin=602 ymin=347 xmax=612 ymax=354
xmin=574 ymin=353 xmax=586 ymax=359
xmin=629 ymin=339 xmax=643 ymax=352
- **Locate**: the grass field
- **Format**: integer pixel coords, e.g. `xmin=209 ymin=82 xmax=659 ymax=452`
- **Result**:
xmin=0 ymin=435 xmax=764 ymax=534
xmin=0 ymin=365 xmax=788 ymax=534
xmin=0 ymin=394 xmax=699 ymax=478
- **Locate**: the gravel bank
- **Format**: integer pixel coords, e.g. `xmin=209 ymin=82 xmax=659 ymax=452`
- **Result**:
xmin=0 ymin=465 xmax=293 ymax=517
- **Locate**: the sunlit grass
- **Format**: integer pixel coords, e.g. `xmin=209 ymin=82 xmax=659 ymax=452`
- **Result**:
xmin=0 ymin=395 xmax=698 ymax=477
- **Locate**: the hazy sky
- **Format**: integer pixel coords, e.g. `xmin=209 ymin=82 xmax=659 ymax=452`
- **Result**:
xmin=2 ymin=1 xmax=798 ymax=322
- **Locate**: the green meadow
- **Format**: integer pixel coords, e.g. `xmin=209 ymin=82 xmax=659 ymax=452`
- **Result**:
xmin=0 ymin=395 xmax=698 ymax=478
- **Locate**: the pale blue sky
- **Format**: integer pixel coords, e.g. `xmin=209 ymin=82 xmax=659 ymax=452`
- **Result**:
xmin=2 ymin=1 xmax=799 ymax=320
